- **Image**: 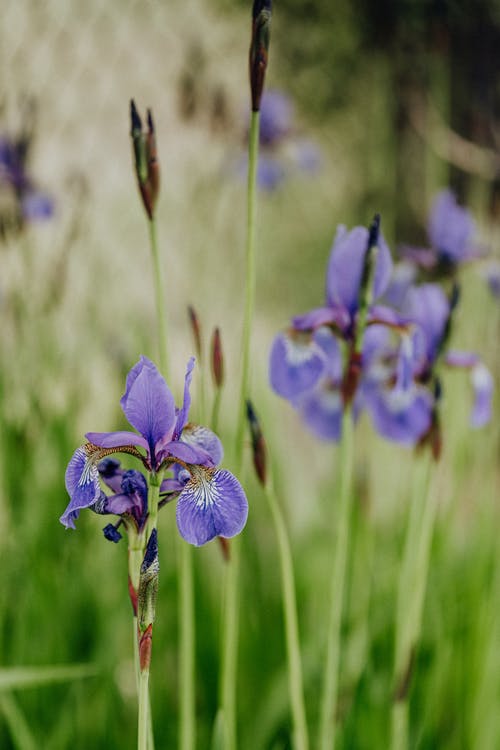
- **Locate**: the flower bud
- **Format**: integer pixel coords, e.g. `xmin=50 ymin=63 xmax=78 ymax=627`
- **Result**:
xmin=187 ymin=305 xmax=203 ymax=361
xmin=249 ymin=0 xmax=272 ymax=112
xmin=129 ymin=100 xmax=160 ymax=220
xmin=246 ymin=400 xmax=267 ymax=486
xmin=137 ymin=529 xmax=159 ymax=672
xmin=211 ymin=327 xmax=224 ymax=388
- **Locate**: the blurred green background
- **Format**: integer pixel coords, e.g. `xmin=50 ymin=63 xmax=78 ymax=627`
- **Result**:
xmin=0 ymin=0 xmax=499 ymax=748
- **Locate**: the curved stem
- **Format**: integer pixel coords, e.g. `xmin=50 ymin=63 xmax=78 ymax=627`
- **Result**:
xmin=265 ymin=481 xmax=309 ymax=750
xmin=319 ymin=413 xmax=355 ymax=750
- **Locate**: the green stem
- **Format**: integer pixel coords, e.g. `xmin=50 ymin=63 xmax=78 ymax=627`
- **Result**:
xmin=220 ymin=110 xmax=260 ymax=750
xmin=265 ymin=481 xmax=309 ymax=750
xmin=179 ymin=540 xmax=196 ymax=750
xmin=391 ymin=455 xmax=437 ymax=750
xmin=148 ymin=218 xmax=168 ymax=378
xmin=319 ymin=413 xmax=355 ymax=750
xmin=211 ymin=386 xmax=222 ymax=434
xmin=138 ymin=670 xmax=151 ymax=750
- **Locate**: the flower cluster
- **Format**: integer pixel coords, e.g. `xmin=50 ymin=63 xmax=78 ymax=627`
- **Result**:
xmin=270 ymin=200 xmax=492 ymax=450
xmin=61 ymin=356 xmax=248 ymax=546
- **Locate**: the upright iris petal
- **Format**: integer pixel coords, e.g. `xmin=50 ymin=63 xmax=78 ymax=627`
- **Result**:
xmin=403 ymin=284 xmax=450 ymax=363
xmin=120 ymin=355 xmax=176 ymax=457
xmin=428 ymin=190 xmax=476 ymax=263
xmin=173 ymin=357 xmax=195 ymax=440
xmin=176 ymin=467 xmax=248 ymax=546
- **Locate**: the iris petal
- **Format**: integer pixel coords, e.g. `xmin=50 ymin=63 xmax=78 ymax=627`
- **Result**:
xmin=120 ymin=356 xmax=176 ymax=453
xmin=60 ymin=446 xmax=101 ymax=528
xmin=269 ymin=332 xmax=326 ymax=399
xmin=428 ymin=190 xmax=475 ymax=263
xmin=470 ymin=364 xmax=493 ymax=428
xmin=176 ymin=468 xmax=248 ymax=546
xmin=180 ymin=424 xmax=224 ymax=466
xmin=173 ymin=357 xmax=195 ymax=440
xmin=85 ymin=430 xmax=148 ymax=451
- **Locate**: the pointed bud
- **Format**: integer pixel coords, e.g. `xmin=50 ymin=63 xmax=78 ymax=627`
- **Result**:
xmin=137 ymin=529 xmax=159 ymax=640
xmin=129 ymin=100 xmax=158 ymax=220
xmin=102 ymin=522 xmax=122 ymax=543
xmin=249 ymin=0 xmax=272 ymax=112
xmin=246 ymin=400 xmax=267 ymax=486
xmin=217 ymin=536 xmax=231 ymax=562
xmin=211 ymin=327 xmax=224 ymax=388
xmin=187 ymin=305 xmax=203 ymax=361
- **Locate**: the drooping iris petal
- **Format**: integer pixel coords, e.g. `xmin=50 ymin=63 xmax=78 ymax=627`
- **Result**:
xmin=180 ymin=424 xmax=224 ymax=466
xmin=269 ymin=331 xmax=326 ymax=399
xmin=85 ymin=430 xmax=148 ymax=451
xmin=61 ymin=446 xmax=101 ymax=529
xmin=428 ymin=190 xmax=476 ymax=263
xmin=173 ymin=357 xmax=195 ymax=440
xmin=364 ymin=385 xmax=433 ymax=445
xmin=120 ymin=356 xmax=176 ymax=454
xmin=470 ymin=364 xmax=493 ymax=428
xmin=297 ymin=385 xmax=343 ymax=441
xmin=176 ymin=468 xmax=248 ymax=546
xmin=403 ymin=284 xmax=450 ymax=363
xmin=292 ymin=306 xmax=350 ymax=333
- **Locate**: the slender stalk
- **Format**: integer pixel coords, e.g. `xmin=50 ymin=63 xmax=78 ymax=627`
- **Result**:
xmin=211 ymin=386 xmax=222 ymax=434
xmin=179 ymin=540 xmax=196 ymax=750
xmin=265 ymin=480 xmax=309 ymax=750
xmin=148 ymin=218 xmax=168 ymax=378
xmin=219 ymin=109 xmax=261 ymax=750
xmin=138 ymin=670 xmax=151 ymax=750
xmin=319 ymin=412 xmax=355 ymax=750
xmin=391 ymin=455 xmax=438 ymax=750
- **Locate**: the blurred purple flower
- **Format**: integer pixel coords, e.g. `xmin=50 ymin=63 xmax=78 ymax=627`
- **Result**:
xmin=482 ymin=261 xmax=500 ymax=299
xmin=259 ymin=90 xmax=293 ymax=146
xmin=0 ymin=134 xmax=53 ymax=228
xmin=61 ymin=356 xmax=248 ymax=546
xmin=400 ymin=190 xmax=482 ymax=275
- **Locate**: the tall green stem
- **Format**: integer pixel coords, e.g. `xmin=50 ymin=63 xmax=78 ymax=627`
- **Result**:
xmin=138 ymin=669 xmax=151 ymax=750
xmin=179 ymin=540 xmax=196 ymax=750
xmin=319 ymin=412 xmax=355 ymax=750
xmin=220 ymin=110 xmax=260 ymax=750
xmin=391 ymin=455 xmax=438 ymax=750
xmin=265 ymin=481 xmax=309 ymax=750
xmin=148 ymin=218 xmax=168 ymax=378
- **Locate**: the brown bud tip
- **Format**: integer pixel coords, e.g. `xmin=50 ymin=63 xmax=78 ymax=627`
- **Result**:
xmin=211 ymin=327 xmax=224 ymax=388
xmin=187 ymin=305 xmax=202 ymax=360
xmin=146 ymin=108 xmax=155 ymax=134
xmin=246 ymin=400 xmax=267 ymax=486
xmin=217 ymin=536 xmax=231 ymax=562
xmin=249 ymin=0 xmax=272 ymax=111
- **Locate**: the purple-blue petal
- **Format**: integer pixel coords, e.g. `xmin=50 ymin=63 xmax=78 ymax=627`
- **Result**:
xmin=259 ymin=90 xmax=293 ymax=146
xmin=444 ymin=350 xmax=479 ymax=369
xmin=164 ymin=440 xmax=213 ymax=466
xmin=313 ymin=327 xmax=343 ymax=382
xmin=364 ymin=385 xmax=433 ymax=445
xmin=326 ymin=225 xmax=393 ymax=315
xmin=173 ymin=357 xmax=195 ymax=440
xmin=403 ymin=284 xmax=450 ymax=363
xmin=428 ymin=190 xmax=475 ymax=263
xmin=180 ymin=424 xmax=224 ymax=466
xmin=97 ymin=458 xmax=124 ymax=493
xmin=21 ymin=190 xmax=54 ymax=221
xmin=61 ymin=446 xmax=101 ymax=529
xmin=120 ymin=356 xmax=176 ymax=453
xmin=85 ymin=430 xmax=148 ymax=451
xmin=470 ymin=364 xmax=493 ymax=428
xmin=176 ymin=468 xmax=248 ymax=546
xmin=383 ymin=262 xmax=417 ymax=308
xmin=297 ymin=384 xmax=343 ymax=441
xmin=292 ymin=305 xmax=351 ymax=333
xmin=269 ymin=331 xmax=326 ymax=400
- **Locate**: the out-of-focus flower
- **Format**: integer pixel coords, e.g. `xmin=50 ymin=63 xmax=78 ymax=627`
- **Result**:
xmin=0 ymin=131 xmax=53 ymax=237
xmin=482 ymin=260 xmax=500 ymax=299
xmin=399 ymin=190 xmax=483 ymax=277
xmin=61 ymin=356 xmax=248 ymax=546
xmin=269 ymin=220 xmax=405 ymax=441
xmin=234 ymin=89 xmax=322 ymax=192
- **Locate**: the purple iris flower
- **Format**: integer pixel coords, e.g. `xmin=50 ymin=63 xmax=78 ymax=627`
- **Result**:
xmin=363 ymin=283 xmax=493 ymax=441
xmin=270 ymin=221 xmax=400 ymax=441
xmin=61 ymin=356 xmax=248 ymax=547
xmin=259 ymin=90 xmax=293 ymax=146
xmin=400 ymin=190 xmax=482 ymax=275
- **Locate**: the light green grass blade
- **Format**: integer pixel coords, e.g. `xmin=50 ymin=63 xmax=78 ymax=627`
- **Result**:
xmin=0 ymin=663 xmax=98 ymax=691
